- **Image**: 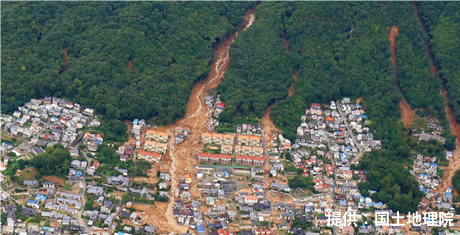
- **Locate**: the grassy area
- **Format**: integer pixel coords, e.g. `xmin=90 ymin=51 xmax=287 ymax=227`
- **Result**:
xmin=1 ymin=132 xmax=23 ymax=146
xmin=63 ymin=184 xmax=73 ymax=191
xmin=216 ymin=113 xmax=260 ymax=133
xmin=203 ymin=147 xmax=221 ymax=154
xmin=409 ymin=114 xmax=429 ymax=133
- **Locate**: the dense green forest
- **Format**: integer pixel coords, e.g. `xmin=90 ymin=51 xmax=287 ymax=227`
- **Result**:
xmin=216 ymin=5 xmax=292 ymax=121
xmin=420 ymin=2 xmax=460 ymax=123
xmin=415 ymin=2 xmax=460 ymax=123
xmin=32 ymin=144 xmax=71 ymax=177
xmin=1 ymin=2 xmax=253 ymax=124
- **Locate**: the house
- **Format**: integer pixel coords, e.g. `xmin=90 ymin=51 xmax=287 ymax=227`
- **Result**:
xmin=244 ymin=196 xmax=259 ymax=204
xmin=138 ymin=150 xmax=162 ymax=163
xmin=146 ymin=130 xmax=168 ymax=143
xmin=343 ymin=170 xmax=353 ymax=179
xmin=21 ymin=207 xmax=38 ymax=217
xmin=91 ymin=161 xmax=100 ymax=170
xmin=201 ymin=133 xmax=213 ymax=144
xmin=221 ymin=145 xmax=233 ymax=154
xmin=314 ymin=216 xmax=328 ymax=227
xmin=27 ymin=199 xmax=39 ymax=209
xmin=223 ymin=134 xmax=235 ymax=145
xmin=428 ymin=122 xmax=443 ymax=131
xmin=31 ymin=147 xmax=45 ymax=155
xmin=2 ymin=203 xmax=17 ymax=213
xmin=184 ymin=174 xmax=193 ymax=184
xmin=43 ymin=181 xmax=56 ymax=189
xmin=417 ymin=132 xmax=446 ymax=144
xmin=23 ymin=180 xmax=39 ymax=187
xmin=107 ymin=175 xmax=130 ymax=188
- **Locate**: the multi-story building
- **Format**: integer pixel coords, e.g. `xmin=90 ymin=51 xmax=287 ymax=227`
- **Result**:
xmin=137 ymin=150 xmax=162 ymax=163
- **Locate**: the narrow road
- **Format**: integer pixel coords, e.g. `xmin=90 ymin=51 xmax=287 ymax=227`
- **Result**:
xmin=336 ymin=100 xmax=363 ymax=165
xmin=77 ymin=150 xmax=91 ymax=233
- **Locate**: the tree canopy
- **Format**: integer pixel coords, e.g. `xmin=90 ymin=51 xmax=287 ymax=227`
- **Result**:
xmin=32 ymin=144 xmax=71 ymax=176
xmin=1 ymin=2 xmax=254 ymax=124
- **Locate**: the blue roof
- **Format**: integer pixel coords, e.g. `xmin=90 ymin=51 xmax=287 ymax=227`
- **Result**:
xmin=446 ymin=192 xmax=453 ymax=197
xmin=42 ymin=226 xmax=50 ymax=231
xmin=431 ymin=163 xmax=438 ymax=167
xmin=448 ymin=187 xmax=453 ymax=190
xmin=27 ymin=199 xmax=38 ymax=204
xmin=197 ymin=225 xmax=205 ymax=232
xmin=2 ymin=142 xmax=12 ymax=146
xmin=35 ymin=194 xmax=47 ymax=200
xmin=224 ymin=172 xmax=229 ymax=176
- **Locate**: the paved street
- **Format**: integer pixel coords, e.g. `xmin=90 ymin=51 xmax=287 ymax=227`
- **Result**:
xmin=336 ymin=100 xmax=363 ymax=165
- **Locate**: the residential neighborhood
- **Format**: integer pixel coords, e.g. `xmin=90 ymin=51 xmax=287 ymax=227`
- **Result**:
xmin=1 ymin=96 xmax=457 ymax=235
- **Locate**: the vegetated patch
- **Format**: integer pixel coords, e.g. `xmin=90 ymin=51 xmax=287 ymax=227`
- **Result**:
xmin=18 ymin=167 xmax=40 ymax=181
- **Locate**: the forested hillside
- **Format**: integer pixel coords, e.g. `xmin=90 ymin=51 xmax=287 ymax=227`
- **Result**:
xmin=417 ymin=2 xmax=460 ymax=123
xmin=217 ymin=1 xmax=451 ymax=213
xmin=216 ymin=5 xmax=293 ymax=121
xmin=1 ymin=2 xmax=253 ymax=124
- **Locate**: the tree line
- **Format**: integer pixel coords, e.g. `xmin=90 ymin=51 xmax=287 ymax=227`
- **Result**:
xmin=1 ymin=2 xmax=254 ymax=124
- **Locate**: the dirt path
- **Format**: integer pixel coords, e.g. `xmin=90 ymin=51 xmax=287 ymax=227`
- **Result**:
xmin=388 ymin=25 xmax=417 ymax=127
xmin=62 ymin=48 xmax=69 ymax=72
xmin=262 ymin=106 xmax=282 ymax=138
xmin=129 ymin=58 xmax=133 ymax=71
xmin=157 ymin=9 xmax=257 ymax=233
xmin=282 ymin=29 xmax=291 ymax=53
xmin=400 ymin=97 xmax=415 ymax=127
xmin=388 ymin=26 xmax=399 ymax=76
xmin=288 ymin=69 xmax=299 ymax=97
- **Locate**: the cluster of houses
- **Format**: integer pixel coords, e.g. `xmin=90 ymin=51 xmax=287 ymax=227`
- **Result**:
xmin=198 ymin=133 xmax=264 ymax=166
xmin=82 ymin=132 xmax=104 ymax=152
xmin=412 ymin=121 xmax=447 ymax=144
xmin=411 ymin=154 xmax=441 ymax=193
xmin=3 ymin=97 xmax=98 ymax=150
xmin=205 ymin=95 xmax=225 ymax=130
xmin=236 ymin=124 xmax=262 ymax=135
xmin=174 ymin=126 xmax=190 ymax=144
xmin=144 ymin=140 xmax=167 ymax=154
xmin=292 ymin=99 xmax=381 ymax=184
xmin=116 ymin=145 xmax=136 ymax=162
xmin=207 ymin=96 xmax=225 ymax=119
xmin=137 ymin=130 xmax=169 ymax=160
xmin=2 ymin=179 xmax=89 ymax=233
xmin=131 ymin=118 xmax=147 ymax=140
